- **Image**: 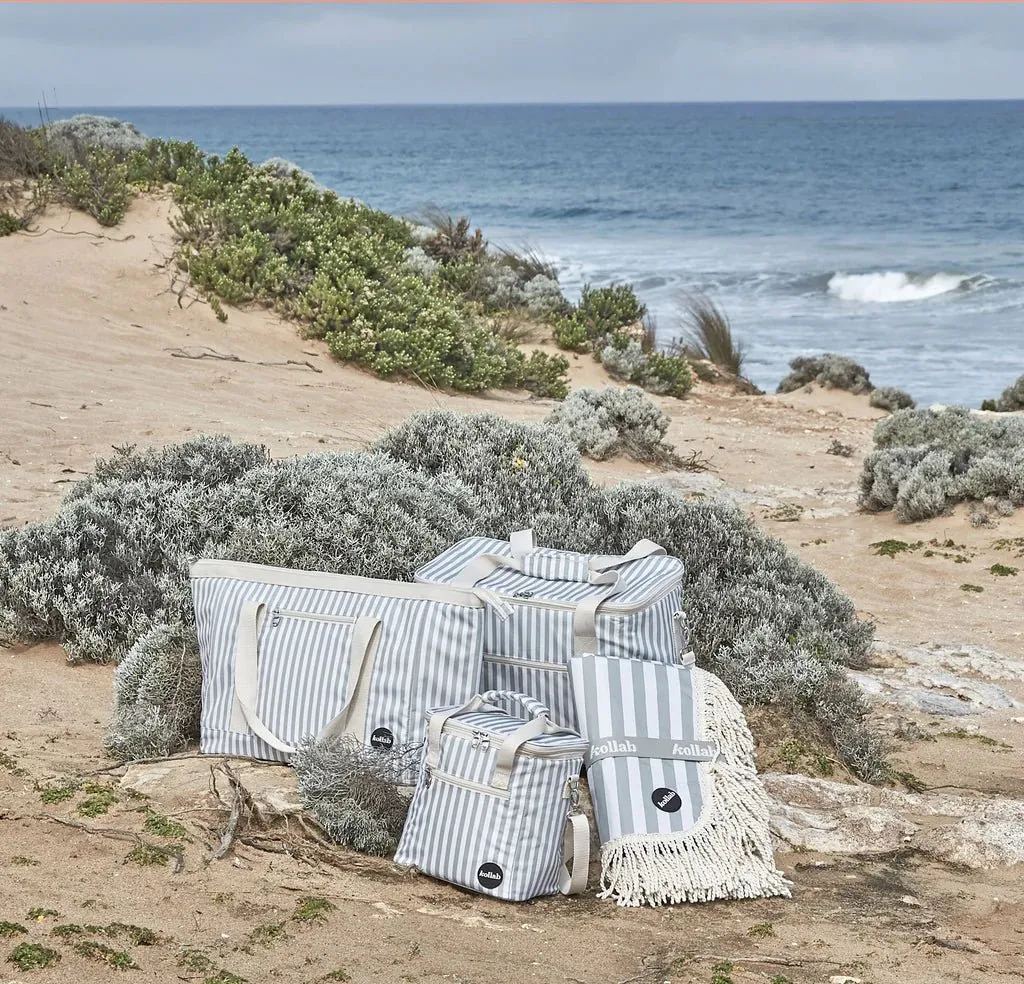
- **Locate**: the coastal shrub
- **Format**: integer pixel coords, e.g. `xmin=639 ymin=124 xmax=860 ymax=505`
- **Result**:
xmin=374 ymin=410 xmax=602 ymax=537
xmin=167 ymin=150 xmax=565 ymax=395
xmin=982 ymin=373 xmax=1024 ymax=412
xmin=869 ymin=387 xmax=916 ymax=412
xmin=124 ymin=139 xmax=205 ymax=188
xmin=494 ymin=244 xmax=558 ymax=284
xmin=677 ymin=293 xmax=746 ymax=376
xmin=521 ymin=274 xmax=569 ymax=317
xmin=777 ymin=353 xmax=874 ymax=395
xmin=1 ymin=417 xmax=881 ymax=778
xmin=600 ymin=340 xmax=694 ymax=398
xmin=292 ymin=737 xmax=417 ymax=855
xmin=260 ymin=156 xmax=325 ymax=192
xmin=576 ymin=283 xmax=646 ymax=338
xmin=56 ymin=147 xmax=132 ymax=226
xmin=419 ymin=211 xmax=487 ymax=266
xmin=104 ymin=623 xmax=201 ymax=761
xmin=44 ymin=115 xmax=149 ymax=155
xmin=547 ymin=386 xmax=677 ymax=464
xmin=860 ymin=407 xmax=1024 ymax=522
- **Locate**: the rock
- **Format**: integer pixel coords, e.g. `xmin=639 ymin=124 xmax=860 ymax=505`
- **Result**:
xmin=830 ymin=977 xmax=862 ymax=984
xmin=120 ymin=757 xmax=301 ymax=815
xmin=646 ymin=472 xmax=785 ymax=510
xmin=852 ymin=641 xmax=1024 ymax=716
xmin=916 ymin=820 xmax=1024 ymax=869
xmin=765 ymin=773 xmax=1024 ymax=868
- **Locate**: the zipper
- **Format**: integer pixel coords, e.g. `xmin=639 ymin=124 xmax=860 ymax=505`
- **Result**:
xmin=440 ymin=718 xmax=586 ymax=760
xmin=483 ymin=652 xmax=568 ymax=674
xmin=424 ymin=767 xmax=510 ymax=800
xmin=269 ymin=608 xmax=358 ymax=629
xmin=490 ymin=578 xmax=680 ymax=617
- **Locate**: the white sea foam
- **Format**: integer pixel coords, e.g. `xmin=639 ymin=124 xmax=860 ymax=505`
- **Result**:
xmin=827 ymin=270 xmax=979 ymax=303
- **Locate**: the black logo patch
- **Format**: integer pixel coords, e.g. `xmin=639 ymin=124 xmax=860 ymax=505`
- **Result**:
xmin=651 ymin=787 xmax=682 ymax=813
xmin=369 ymin=727 xmax=394 ymax=750
xmin=476 ymin=862 xmax=504 ymax=888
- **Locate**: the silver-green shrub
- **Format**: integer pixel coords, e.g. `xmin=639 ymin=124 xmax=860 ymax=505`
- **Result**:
xmin=545 ymin=386 xmax=676 ymax=464
xmin=869 ymin=386 xmax=916 ymax=412
xmin=291 ymin=736 xmax=417 ymax=855
xmin=2 ymin=419 xmax=883 ymax=778
xmin=860 ymin=406 xmax=1024 ymax=522
xmin=373 ymin=410 xmax=603 ymax=538
xmin=104 ymin=622 xmax=200 ymax=761
xmin=777 ymin=353 xmax=873 ymax=394
xmin=44 ymin=115 xmax=149 ymax=155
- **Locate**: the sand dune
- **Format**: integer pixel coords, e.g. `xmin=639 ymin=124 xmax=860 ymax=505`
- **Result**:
xmin=1 ymin=199 xmax=1022 ymax=983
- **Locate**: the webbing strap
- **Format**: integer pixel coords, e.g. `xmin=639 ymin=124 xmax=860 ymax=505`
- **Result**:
xmin=559 ymin=812 xmax=590 ymax=896
xmin=232 ymin=601 xmax=381 ymax=754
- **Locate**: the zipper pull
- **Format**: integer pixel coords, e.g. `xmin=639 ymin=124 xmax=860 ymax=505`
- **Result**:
xmin=271 ymin=609 xmax=281 ymax=628
xmin=563 ymin=776 xmax=581 ymax=812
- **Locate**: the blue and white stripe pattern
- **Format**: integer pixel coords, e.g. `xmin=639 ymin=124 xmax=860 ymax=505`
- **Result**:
xmin=569 ymin=655 xmax=708 ymax=844
xmin=415 ymin=534 xmax=684 ymax=730
xmin=395 ymin=695 xmax=587 ymax=902
xmin=191 ymin=559 xmax=485 ymax=768
xmin=569 ymin=654 xmax=790 ymax=907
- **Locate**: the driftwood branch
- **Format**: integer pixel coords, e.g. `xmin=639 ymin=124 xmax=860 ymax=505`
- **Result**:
xmin=166 ymin=346 xmax=322 ymax=374
xmin=33 ymin=814 xmax=185 ymax=873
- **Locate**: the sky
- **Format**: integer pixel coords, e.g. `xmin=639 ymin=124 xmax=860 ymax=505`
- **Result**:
xmin=1 ymin=2 xmax=1024 ymax=107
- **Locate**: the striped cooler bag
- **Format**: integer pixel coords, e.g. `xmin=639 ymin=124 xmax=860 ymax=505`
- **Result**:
xmin=190 ymin=559 xmax=486 ymax=771
xmin=568 ymin=648 xmax=790 ymax=907
xmin=394 ymin=690 xmax=590 ymax=902
xmin=414 ymin=530 xmax=684 ymax=730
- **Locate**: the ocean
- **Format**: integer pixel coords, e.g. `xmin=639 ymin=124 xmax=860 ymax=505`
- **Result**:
xmin=5 ymin=101 xmax=1023 ymax=406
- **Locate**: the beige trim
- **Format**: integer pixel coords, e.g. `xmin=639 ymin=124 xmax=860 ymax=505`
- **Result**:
xmin=191 ymin=558 xmax=485 ymax=608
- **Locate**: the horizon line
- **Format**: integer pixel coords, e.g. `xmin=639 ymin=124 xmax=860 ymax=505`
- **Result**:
xmin=4 ymin=97 xmax=1024 ymax=110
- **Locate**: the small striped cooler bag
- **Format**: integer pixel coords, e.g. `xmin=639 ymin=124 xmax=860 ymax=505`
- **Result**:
xmin=190 ymin=559 xmax=486 ymax=773
xmin=414 ymin=530 xmax=684 ymax=731
xmin=394 ymin=691 xmax=591 ymax=902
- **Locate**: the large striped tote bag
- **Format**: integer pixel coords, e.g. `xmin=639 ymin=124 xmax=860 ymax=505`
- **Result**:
xmin=191 ymin=559 xmax=486 ymax=770
xmin=569 ymin=648 xmax=790 ymax=907
xmin=415 ymin=530 xmax=684 ymax=731
xmin=394 ymin=690 xmax=590 ymax=902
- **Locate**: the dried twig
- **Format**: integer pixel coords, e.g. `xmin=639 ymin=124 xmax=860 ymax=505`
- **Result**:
xmin=32 ymin=814 xmax=185 ymax=872
xmin=23 ymin=228 xmax=135 ymax=242
xmin=166 ymin=346 xmax=322 ymax=373
xmin=88 ymin=751 xmax=214 ymax=776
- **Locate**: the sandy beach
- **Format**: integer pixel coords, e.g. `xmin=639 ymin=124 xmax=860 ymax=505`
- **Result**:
xmin=2 ymin=199 xmax=1023 ymax=983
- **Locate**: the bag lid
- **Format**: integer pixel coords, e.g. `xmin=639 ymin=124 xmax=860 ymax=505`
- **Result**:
xmin=415 ymin=533 xmax=684 ymax=612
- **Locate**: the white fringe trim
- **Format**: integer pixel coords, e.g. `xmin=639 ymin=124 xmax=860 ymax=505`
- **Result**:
xmin=597 ymin=667 xmax=791 ymax=907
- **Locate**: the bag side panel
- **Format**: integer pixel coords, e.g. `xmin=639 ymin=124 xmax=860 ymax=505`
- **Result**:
xmin=595 ymin=587 xmax=682 ymax=664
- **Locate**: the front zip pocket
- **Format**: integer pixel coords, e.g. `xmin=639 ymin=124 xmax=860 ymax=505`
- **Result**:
xmin=426 ymin=767 xmax=510 ymax=800
xmin=270 ymin=608 xmax=358 ymax=628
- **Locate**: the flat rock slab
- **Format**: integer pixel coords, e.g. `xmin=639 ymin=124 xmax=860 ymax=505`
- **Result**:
xmin=120 ymin=756 xmax=303 ymax=815
xmin=764 ymin=772 xmax=1024 ymax=868
xmin=852 ymin=640 xmax=1024 ymax=716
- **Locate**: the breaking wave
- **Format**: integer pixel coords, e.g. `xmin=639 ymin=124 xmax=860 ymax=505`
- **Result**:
xmin=826 ymin=270 xmax=988 ymax=303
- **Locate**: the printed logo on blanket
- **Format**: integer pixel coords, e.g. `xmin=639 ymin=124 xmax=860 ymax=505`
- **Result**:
xmin=476 ymin=862 xmax=505 ymax=888
xmin=370 ymin=727 xmax=395 ymax=750
xmin=651 ymin=787 xmax=683 ymax=813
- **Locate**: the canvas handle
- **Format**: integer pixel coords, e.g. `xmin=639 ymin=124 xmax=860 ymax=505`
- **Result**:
xmin=452 ymin=530 xmax=666 ymax=589
xmin=559 ymin=812 xmax=590 ymax=896
xmin=452 ymin=531 xmax=666 ymax=654
xmin=477 ymin=690 xmax=550 ymax=721
xmin=231 ymin=600 xmax=381 ymax=755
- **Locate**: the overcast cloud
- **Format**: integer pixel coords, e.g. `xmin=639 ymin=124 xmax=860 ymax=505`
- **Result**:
xmin=1 ymin=2 xmax=1023 ymax=107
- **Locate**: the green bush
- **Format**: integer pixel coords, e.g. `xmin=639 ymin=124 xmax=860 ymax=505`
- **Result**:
xmin=870 ymin=386 xmax=916 ymax=412
xmin=576 ymin=283 xmax=646 ymax=337
xmin=552 ymin=316 xmax=590 ymax=352
xmin=57 ymin=147 xmax=132 ymax=226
